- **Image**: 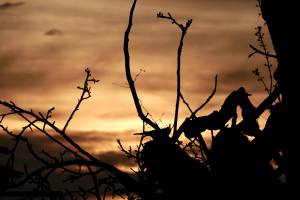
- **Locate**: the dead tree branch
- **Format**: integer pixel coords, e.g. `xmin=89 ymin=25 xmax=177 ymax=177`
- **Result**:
xmin=157 ymin=12 xmax=192 ymax=136
xmin=249 ymin=44 xmax=277 ymax=59
xmin=123 ymin=0 xmax=160 ymax=130
xmin=250 ymin=26 xmax=275 ymax=94
xmin=63 ymin=68 xmax=99 ymax=132
xmin=191 ymin=75 xmax=218 ymax=118
xmin=180 ymin=92 xmax=193 ymax=114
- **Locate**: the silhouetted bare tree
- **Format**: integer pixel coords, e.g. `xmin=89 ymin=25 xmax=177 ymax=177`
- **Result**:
xmin=0 ymin=0 xmax=296 ymax=199
xmin=0 ymin=69 xmax=139 ymax=200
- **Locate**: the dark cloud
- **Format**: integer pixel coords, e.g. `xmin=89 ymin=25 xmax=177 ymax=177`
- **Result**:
xmin=221 ymin=68 xmax=254 ymax=84
xmin=0 ymin=50 xmax=18 ymax=70
xmin=0 ymin=131 xmax=136 ymax=198
xmin=0 ymin=129 xmax=138 ymax=169
xmin=0 ymin=2 xmax=24 ymax=10
xmin=97 ymin=111 xmax=138 ymax=120
xmin=97 ymin=151 xmax=135 ymax=168
xmin=135 ymin=72 xmax=176 ymax=93
xmin=140 ymin=0 xmax=255 ymax=13
xmin=60 ymin=130 xmax=114 ymax=143
xmin=0 ymin=67 xmax=47 ymax=91
xmin=218 ymin=68 xmax=266 ymax=95
xmin=0 ymin=46 xmax=93 ymax=97
xmin=45 ymin=29 xmax=63 ymax=36
xmin=0 ymin=129 xmax=137 ymax=200
xmin=62 ymin=130 xmax=139 ymax=147
xmin=0 ymin=131 xmax=65 ymax=170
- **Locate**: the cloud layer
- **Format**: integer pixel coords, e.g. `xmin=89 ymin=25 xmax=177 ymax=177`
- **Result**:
xmin=0 ymin=0 xmax=274 ymax=135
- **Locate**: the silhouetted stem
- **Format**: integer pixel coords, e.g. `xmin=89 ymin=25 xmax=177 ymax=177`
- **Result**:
xmin=249 ymin=44 xmax=277 ymax=59
xmin=180 ymin=92 xmax=193 ymax=114
xmin=253 ymin=26 xmax=273 ymax=94
xmin=173 ymin=25 xmax=186 ymax=135
xmin=87 ymin=165 xmax=101 ymax=200
xmin=123 ymin=0 xmax=160 ymax=130
xmin=63 ymin=69 xmax=98 ymax=132
xmin=157 ymin=12 xmax=192 ymax=135
xmin=172 ymin=75 xmax=217 ymax=152
xmin=192 ymin=75 xmax=218 ymax=118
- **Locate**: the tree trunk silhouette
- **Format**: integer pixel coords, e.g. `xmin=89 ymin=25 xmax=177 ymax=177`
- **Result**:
xmin=261 ymin=0 xmax=299 ymax=195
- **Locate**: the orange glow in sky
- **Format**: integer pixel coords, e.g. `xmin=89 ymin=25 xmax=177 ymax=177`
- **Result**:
xmin=0 ymin=0 xmax=274 ymax=155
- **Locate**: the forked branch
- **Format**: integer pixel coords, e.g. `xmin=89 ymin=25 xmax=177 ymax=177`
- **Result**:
xmin=63 ymin=68 xmax=99 ymax=132
xmin=157 ymin=12 xmax=192 ymax=135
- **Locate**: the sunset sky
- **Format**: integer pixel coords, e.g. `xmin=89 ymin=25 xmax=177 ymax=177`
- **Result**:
xmin=0 ymin=0 xmax=274 ymax=168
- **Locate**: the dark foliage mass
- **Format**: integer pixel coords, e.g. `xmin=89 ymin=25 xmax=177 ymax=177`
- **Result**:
xmin=0 ymin=0 xmax=298 ymax=199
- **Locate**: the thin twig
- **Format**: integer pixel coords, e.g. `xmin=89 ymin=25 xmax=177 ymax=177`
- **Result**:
xmin=8 ymin=159 xmax=98 ymax=189
xmin=63 ymin=68 xmax=99 ymax=132
xmin=249 ymin=44 xmax=277 ymax=59
xmin=252 ymin=67 xmax=269 ymax=93
xmin=157 ymin=12 xmax=192 ymax=135
xmin=86 ymin=165 xmax=101 ymax=200
xmin=253 ymin=26 xmax=273 ymax=94
xmin=171 ymin=75 xmax=217 ymax=143
xmin=192 ymin=75 xmax=218 ymax=118
xmin=180 ymin=92 xmax=193 ymax=114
